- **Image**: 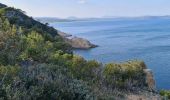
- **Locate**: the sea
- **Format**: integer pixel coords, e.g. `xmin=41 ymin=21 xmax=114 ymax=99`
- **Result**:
xmin=50 ymin=17 xmax=170 ymax=89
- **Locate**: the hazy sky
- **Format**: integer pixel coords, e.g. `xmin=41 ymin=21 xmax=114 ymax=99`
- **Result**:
xmin=0 ymin=0 xmax=170 ymax=18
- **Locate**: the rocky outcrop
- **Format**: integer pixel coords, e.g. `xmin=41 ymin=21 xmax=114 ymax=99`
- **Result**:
xmin=57 ymin=30 xmax=72 ymax=37
xmin=58 ymin=31 xmax=97 ymax=49
xmin=126 ymin=92 xmax=162 ymax=100
xmin=143 ymin=69 xmax=156 ymax=91
xmin=65 ymin=37 xmax=97 ymax=49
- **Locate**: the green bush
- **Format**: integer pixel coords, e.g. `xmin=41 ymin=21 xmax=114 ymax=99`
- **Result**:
xmin=0 ymin=64 xmax=95 ymax=100
xmin=160 ymin=90 xmax=170 ymax=99
xmin=0 ymin=65 xmax=20 ymax=85
xmin=103 ymin=61 xmax=146 ymax=89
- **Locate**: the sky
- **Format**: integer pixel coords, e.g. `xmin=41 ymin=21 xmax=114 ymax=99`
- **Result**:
xmin=0 ymin=0 xmax=170 ymax=18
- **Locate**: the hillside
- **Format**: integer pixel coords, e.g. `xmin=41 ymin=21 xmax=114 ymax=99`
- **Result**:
xmin=0 ymin=7 xmax=60 ymax=36
xmin=0 ymin=3 xmax=6 ymax=8
xmin=0 ymin=3 xmax=162 ymax=100
xmin=0 ymin=5 xmax=95 ymax=50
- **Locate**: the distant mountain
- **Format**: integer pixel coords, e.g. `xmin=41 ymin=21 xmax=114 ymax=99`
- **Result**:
xmin=102 ymin=15 xmax=170 ymax=19
xmin=35 ymin=17 xmax=79 ymax=23
xmin=36 ymin=15 xmax=170 ymax=24
xmin=35 ymin=17 xmax=101 ymax=23
xmin=67 ymin=16 xmax=79 ymax=20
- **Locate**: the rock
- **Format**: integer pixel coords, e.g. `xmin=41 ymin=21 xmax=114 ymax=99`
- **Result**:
xmin=57 ymin=30 xmax=98 ymax=49
xmin=65 ymin=37 xmax=98 ymax=49
xmin=57 ymin=30 xmax=72 ymax=37
xmin=143 ymin=69 xmax=156 ymax=91
xmin=127 ymin=92 xmax=162 ymax=100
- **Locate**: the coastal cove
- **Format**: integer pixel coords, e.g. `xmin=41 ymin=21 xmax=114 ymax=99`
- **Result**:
xmin=51 ymin=17 xmax=170 ymax=90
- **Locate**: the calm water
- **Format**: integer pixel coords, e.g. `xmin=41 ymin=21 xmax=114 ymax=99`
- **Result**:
xmin=51 ymin=17 xmax=170 ymax=89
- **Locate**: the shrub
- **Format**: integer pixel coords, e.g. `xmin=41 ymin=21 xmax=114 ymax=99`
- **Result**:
xmin=0 ymin=65 xmax=20 ymax=85
xmin=103 ymin=61 xmax=146 ymax=89
xmin=0 ymin=64 xmax=95 ymax=100
xmin=160 ymin=90 xmax=170 ymax=99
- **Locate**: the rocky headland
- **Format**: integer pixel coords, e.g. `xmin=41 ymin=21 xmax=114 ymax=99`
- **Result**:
xmin=58 ymin=30 xmax=97 ymax=49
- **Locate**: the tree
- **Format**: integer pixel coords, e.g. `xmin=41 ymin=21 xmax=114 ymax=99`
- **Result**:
xmin=19 ymin=31 xmax=45 ymax=61
xmin=11 ymin=25 xmax=17 ymax=37
xmin=0 ymin=18 xmax=3 ymax=28
xmin=3 ymin=19 xmax=10 ymax=31
xmin=18 ymin=27 xmax=23 ymax=35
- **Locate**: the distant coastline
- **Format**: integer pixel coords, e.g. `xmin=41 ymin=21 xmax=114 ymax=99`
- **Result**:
xmin=35 ymin=15 xmax=170 ymax=23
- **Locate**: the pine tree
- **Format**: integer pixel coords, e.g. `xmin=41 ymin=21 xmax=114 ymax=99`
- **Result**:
xmin=11 ymin=25 xmax=17 ymax=36
xmin=0 ymin=18 xmax=3 ymax=29
xmin=3 ymin=18 xmax=10 ymax=31
xmin=18 ymin=27 xmax=23 ymax=35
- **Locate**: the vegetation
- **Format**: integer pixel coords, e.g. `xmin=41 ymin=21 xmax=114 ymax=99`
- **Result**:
xmin=160 ymin=90 xmax=170 ymax=99
xmin=103 ymin=61 xmax=146 ymax=90
xmin=0 ymin=3 xmax=154 ymax=100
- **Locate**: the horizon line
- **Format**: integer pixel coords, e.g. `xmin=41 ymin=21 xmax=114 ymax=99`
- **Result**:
xmin=34 ymin=15 xmax=170 ymax=19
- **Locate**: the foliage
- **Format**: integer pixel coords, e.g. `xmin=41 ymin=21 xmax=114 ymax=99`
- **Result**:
xmin=0 ymin=7 xmax=60 ymax=37
xmin=0 ymin=65 xmax=20 ymax=85
xmin=160 ymin=90 xmax=170 ymax=99
xmin=0 ymin=64 xmax=95 ymax=100
xmin=103 ymin=61 xmax=146 ymax=89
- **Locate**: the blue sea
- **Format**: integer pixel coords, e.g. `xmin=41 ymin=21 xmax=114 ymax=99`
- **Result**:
xmin=51 ymin=17 xmax=170 ymax=89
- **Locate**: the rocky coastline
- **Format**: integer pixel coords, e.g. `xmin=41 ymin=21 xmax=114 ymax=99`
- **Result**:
xmin=58 ymin=30 xmax=98 ymax=49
